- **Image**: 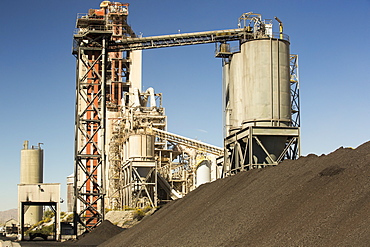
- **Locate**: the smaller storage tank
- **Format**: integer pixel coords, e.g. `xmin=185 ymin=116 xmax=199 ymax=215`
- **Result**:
xmin=196 ymin=159 xmax=211 ymax=187
xmin=19 ymin=141 xmax=44 ymax=226
xmin=20 ymin=141 xmax=43 ymax=184
xmin=128 ymin=134 xmax=155 ymax=159
xmin=128 ymin=134 xmax=155 ymax=178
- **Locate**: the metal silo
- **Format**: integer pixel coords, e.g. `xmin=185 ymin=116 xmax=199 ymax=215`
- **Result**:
xmin=20 ymin=141 xmax=44 ymax=225
xmin=222 ymin=13 xmax=300 ymax=174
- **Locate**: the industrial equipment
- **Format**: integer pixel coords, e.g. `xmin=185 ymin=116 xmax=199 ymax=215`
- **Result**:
xmin=72 ymin=1 xmax=300 ymax=234
xmin=222 ymin=13 xmax=300 ymax=174
xmin=19 ymin=141 xmax=44 ymax=226
xmin=18 ymin=183 xmax=61 ymax=241
xmin=73 ymin=1 xmax=138 ymax=233
xmin=18 ymin=142 xmax=61 ymax=241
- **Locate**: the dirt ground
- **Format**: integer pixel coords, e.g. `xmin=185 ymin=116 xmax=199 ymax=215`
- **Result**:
xmin=99 ymin=142 xmax=370 ymax=246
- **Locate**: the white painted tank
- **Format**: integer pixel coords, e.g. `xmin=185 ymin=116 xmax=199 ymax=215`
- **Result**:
xmin=19 ymin=141 xmax=44 ymax=225
xmin=196 ymin=160 xmax=211 ymax=187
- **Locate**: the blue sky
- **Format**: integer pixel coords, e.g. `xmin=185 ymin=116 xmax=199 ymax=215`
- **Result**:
xmin=0 ymin=0 xmax=369 ymax=211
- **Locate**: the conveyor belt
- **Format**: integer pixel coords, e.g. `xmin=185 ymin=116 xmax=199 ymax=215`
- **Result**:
xmin=111 ymin=28 xmax=250 ymax=51
xmin=152 ymin=128 xmax=223 ymax=156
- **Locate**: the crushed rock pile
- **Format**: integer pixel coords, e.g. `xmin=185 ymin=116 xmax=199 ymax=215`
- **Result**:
xmin=71 ymin=220 xmax=123 ymax=246
xmin=99 ymin=141 xmax=370 ymax=247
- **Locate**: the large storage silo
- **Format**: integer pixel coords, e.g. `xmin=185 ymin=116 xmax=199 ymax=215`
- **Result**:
xmin=20 ymin=141 xmax=44 ymax=225
xmin=223 ymin=14 xmax=300 ymax=173
xmin=226 ymin=39 xmax=291 ymax=129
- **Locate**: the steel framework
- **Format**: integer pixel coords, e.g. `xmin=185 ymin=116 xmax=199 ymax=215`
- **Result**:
xmin=290 ymin=54 xmax=300 ymax=127
xmin=73 ymin=3 xmax=136 ymax=233
xmin=73 ymin=34 xmax=109 ymax=233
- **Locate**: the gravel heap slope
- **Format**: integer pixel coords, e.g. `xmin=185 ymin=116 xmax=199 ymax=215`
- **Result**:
xmin=100 ymin=142 xmax=370 ymax=247
xmin=73 ymin=220 xmax=124 ymax=246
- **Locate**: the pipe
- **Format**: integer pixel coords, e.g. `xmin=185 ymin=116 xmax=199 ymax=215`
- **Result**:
xmin=274 ymin=16 xmax=283 ymax=39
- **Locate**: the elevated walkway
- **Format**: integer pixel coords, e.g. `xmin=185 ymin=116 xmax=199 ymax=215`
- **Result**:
xmin=152 ymin=128 xmax=223 ymax=156
xmin=112 ymin=28 xmax=250 ymax=51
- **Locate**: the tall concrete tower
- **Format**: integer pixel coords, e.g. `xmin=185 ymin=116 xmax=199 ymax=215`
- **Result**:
xmin=20 ymin=140 xmax=44 ymax=225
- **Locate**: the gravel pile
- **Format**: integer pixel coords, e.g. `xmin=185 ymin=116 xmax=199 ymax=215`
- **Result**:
xmin=72 ymin=220 xmax=124 ymax=246
xmin=99 ymin=141 xmax=370 ymax=246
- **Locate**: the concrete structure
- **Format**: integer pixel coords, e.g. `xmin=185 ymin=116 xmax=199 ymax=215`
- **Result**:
xmin=18 ymin=183 xmax=61 ymax=241
xmin=19 ymin=141 xmax=43 ymax=226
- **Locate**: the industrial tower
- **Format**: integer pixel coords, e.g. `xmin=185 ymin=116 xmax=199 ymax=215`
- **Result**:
xmin=72 ymin=2 xmax=139 ymax=233
xmin=72 ymin=1 xmax=300 ymax=234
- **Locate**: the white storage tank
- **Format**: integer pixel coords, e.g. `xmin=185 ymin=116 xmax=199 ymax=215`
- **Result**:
xmin=196 ymin=160 xmax=211 ymax=187
xmin=19 ymin=140 xmax=44 ymax=225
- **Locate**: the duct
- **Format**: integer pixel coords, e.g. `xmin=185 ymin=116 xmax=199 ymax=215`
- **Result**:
xmin=133 ymin=88 xmax=141 ymax=109
xmin=121 ymin=96 xmax=125 ymax=107
xmin=144 ymin=87 xmax=156 ymax=108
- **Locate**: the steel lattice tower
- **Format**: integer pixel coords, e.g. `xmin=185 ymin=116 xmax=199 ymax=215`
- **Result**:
xmin=72 ymin=2 xmax=136 ymax=233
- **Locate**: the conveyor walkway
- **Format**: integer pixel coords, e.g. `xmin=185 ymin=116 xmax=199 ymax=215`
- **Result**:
xmin=152 ymin=128 xmax=223 ymax=156
xmin=112 ymin=28 xmax=250 ymax=50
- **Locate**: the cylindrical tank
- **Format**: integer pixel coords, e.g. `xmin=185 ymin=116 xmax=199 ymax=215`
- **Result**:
xmin=196 ymin=160 xmax=211 ymax=187
xmin=128 ymin=134 xmax=155 ymax=159
xmin=20 ymin=141 xmax=43 ymax=184
xmin=128 ymin=134 xmax=155 ymax=178
xmin=223 ymin=38 xmax=291 ymax=164
xmin=20 ymin=140 xmax=44 ymax=225
xmin=224 ymin=38 xmax=291 ymax=132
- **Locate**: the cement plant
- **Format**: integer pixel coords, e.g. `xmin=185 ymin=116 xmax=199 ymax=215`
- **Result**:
xmin=4 ymin=1 xmax=368 ymax=246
